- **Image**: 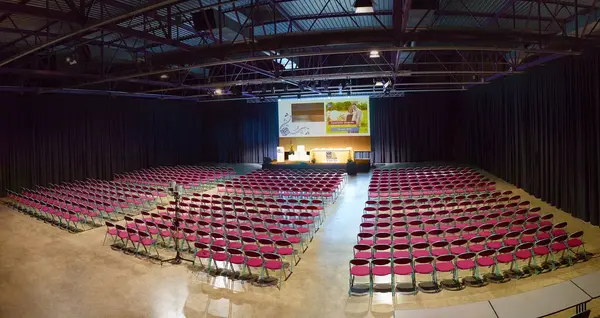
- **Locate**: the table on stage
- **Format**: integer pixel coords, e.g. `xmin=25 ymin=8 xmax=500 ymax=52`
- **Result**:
xmin=311 ymin=147 xmax=354 ymax=163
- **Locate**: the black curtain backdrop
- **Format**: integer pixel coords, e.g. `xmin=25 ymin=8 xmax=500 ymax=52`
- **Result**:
xmin=0 ymin=94 xmax=277 ymax=196
xmin=456 ymin=50 xmax=600 ymax=225
xmin=370 ymin=93 xmax=457 ymax=163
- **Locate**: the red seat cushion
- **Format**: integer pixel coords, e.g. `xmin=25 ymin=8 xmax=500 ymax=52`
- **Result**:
xmin=277 ymin=247 xmax=294 ymax=255
xmin=414 ymin=264 xmax=434 ymax=274
xmin=212 ymin=252 xmax=228 ymax=261
xmin=374 ymin=251 xmax=392 ymax=259
xmin=487 ymin=241 xmax=502 ymax=249
xmin=412 ymin=250 xmax=430 ymax=258
xmin=496 ymin=254 xmax=514 ymax=263
xmin=259 ymin=246 xmax=276 ymax=253
xmin=551 ymin=242 xmax=567 ymax=251
xmin=195 ymin=250 xmax=210 ymax=258
xmin=515 ymin=250 xmax=531 ymax=260
xmin=351 ymin=266 xmax=370 ymax=276
xmin=246 ymin=258 xmax=263 ymax=267
xmin=436 ymin=262 xmax=455 ymax=272
xmin=504 ymin=239 xmax=520 ymax=246
xmin=450 ymin=246 xmax=468 ymax=255
xmin=568 ymin=239 xmax=583 ymax=248
xmin=372 ymin=266 xmax=392 ymax=276
xmin=141 ymin=238 xmax=155 ymax=246
xmin=243 ymin=244 xmax=259 ymax=251
xmin=477 ymin=257 xmax=494 ymax=267
xmin=229 ymin=255 xmax=245 ymax=264
xmin=431 ymin=248 xmax=449 ymax=257
xmin=457 ymin=259 xmax=475 ymax=270
xmin=534 ymin=246 xmax=550 ymax=256
xmin=265 ymin=260 xmax=283 ymax=270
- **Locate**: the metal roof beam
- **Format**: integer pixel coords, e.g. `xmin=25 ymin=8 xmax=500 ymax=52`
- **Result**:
xmin=268 ymin=0 xmax=305 ymax=32
xmin=519 ymin=0 xmax=595 ymax=10
xmin=0 ymin=0 xmax=32 ymax=26
xmin=147 ymin=28 xmax=585 ymax=66
xmin=0 ymin=0 xmax=193 ymax=67
xmin=0 ymin=1 xmax=193 ymax=52
xmin=0 ymin=26 xmax=146 ymax=53
xmin=440 ymin=9 xmax=560 ymax=23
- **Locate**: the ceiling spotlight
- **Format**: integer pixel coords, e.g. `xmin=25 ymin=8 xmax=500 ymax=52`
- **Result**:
xmin=353 ymin=0 xmax=374 ymax=13
xmin=214 ymin=88 xmax=223 ymax=95
xmin=297 ymin=94 xmax=301 ymax=99
xmin=369 ymin=50 xmax=380 ymax=58
xmin=375 ymin=81 xmax=384 ymax=87
xmin=383 ymin=80 xmax=392 ymax=89
xmin=160 ymin=74 xmax=169 ymax=79
xmin=65 ymin=57 xmax=71 ymax=62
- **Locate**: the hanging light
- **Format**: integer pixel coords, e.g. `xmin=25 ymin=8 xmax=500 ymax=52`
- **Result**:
xmin=369 ymin=50 xmax=380 ymax=58
xmin=353 ymin=0 xmax=374 ymax=13
xmin=214 ymin=88 xmax=223 ymax=95
xmin=375 ymin=81 xmax=384 ymax=87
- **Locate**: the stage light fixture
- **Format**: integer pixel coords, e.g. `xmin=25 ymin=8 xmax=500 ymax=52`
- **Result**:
xmin=297 ymin=94 xmax=301 ymax=99
xmin=214 ymin=88 xmax=223 ymax=95
xmin=353 ymin=0 xmax=374 ymax=13
xmin=383 ymin=80 xmax=392 ymax=89
xmin=160 ymin=74 xmax=169 ymax=79
xmin=369 ymin=50 xmax=380 ymax=58
xmin=375 ymin=81 xmax=384 ymax=86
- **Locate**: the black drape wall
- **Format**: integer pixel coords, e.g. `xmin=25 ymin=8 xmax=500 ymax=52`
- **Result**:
xmin=456 ymin=50 xmax=600 ymax=225
xmin=370 ymin=93 xmax=457 ymax=163
xmin=0 ymin=94 xmax=278 ymax=196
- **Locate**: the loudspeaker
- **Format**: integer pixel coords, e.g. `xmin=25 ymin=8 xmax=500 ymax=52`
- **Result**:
xmin=192 ymin=9 xmax=217 ymax=31
xmin=412 ymin=0 xmax=439 ymax=10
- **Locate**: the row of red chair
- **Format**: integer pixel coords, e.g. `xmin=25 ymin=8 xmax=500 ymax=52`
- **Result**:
xmin=366 ymin=190 xmax=515 ymax=205
xmin=349 ymin=230 xmax=585 ymax=296
xmin=115 ymin=166 xmax=234 ymax=188
xmin=349 ymin=167 xmax=584 ymax=296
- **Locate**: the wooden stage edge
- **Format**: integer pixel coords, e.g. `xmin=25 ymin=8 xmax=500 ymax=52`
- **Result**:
xmin=263 ymin=160 xmax=371 ymax=172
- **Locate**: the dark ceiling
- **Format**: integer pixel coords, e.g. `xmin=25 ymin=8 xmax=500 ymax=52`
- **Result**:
xmin=0 ymin=0 xmax=598 ymax=102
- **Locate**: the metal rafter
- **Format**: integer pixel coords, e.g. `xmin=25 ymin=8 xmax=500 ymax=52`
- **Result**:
xmin=0 ymin=0 xmax=249 ymax=67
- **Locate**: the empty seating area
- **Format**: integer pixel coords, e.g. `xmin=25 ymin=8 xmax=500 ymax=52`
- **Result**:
xmin=349 ymin=166 xmax=589 ymax=296
xmin=6 ymin=179 xmax=165 ymax=232
xmin=115 ymin=166 xmax=235 ymax=192
xmin=217 ymin=169 xmax=346 ymax=202
xmin=105 ymin=168 xmax=343 ymax=289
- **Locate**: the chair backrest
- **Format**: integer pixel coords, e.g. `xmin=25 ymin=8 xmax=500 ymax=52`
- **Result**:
xmin=569 ymin=231 xmax=584 ymax=240
xmin=350 ymin=258 xmax=369 ymax=266
xmin=393 ymin=257 xmax=412 ymax=266
xmin=436 ymin=254 xmax=455 ymax=262
xmin=414 ymin=256 xmax=434 ymax=264
xmin=478 ymin=249 xmax=496 ymax=258
xmin=457 ymin=252 xmax=476 ymax=260
xmin=498 ymin=246 xmax=515 ymax=254
xmin=516 ymin=242 xmax=534 ymax=251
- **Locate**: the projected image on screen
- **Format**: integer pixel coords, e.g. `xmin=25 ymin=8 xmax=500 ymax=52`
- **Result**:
xmin=325 ymin=101 xmax=368 ymax=134
xmin=278 ymin=96 xmax=370 ymax=137
xmin=291 ymin=103 xmax=325 ymax=122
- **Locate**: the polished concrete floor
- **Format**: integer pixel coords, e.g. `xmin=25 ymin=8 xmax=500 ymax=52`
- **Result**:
xmin=1 ymin=169 xmax=600 ymax=318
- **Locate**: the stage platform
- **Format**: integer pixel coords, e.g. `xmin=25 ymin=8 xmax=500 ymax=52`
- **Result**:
xmin=263 ymin=160 xmax=371 ymax=173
